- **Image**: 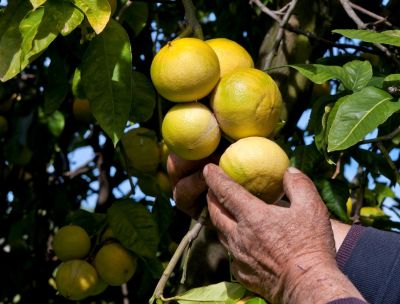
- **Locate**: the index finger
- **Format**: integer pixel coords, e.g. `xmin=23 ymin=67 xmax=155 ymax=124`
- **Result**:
xmin=203 ymin=163 xmax=268 ymax=220
xmin=167 ymin=153 xmax=209 ymax=186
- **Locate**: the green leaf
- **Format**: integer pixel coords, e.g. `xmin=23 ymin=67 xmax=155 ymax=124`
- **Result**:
xmin=131 ymin=71 xmax=156 ymax=123
xmin=328 ymin=87 xmax=400 ymax=151
xmin=123 ymin=2 xmax=149 ymax=36
xmin=71 ymin=0 xmax=111 ymax=34
xmin=81 ymin=20 xmax=132 ymax=146
xmin=374 ymin=183 xmax=395 ymax=205
xmin=0 ymin=0 xmax=31 ymax=82
xmin=175 ymin=282 xmax=246 ymax=304
xmin=107 ymin=200 xmax=159 ymax=258
xmin=342 ymin=60 xmax=372 ymax=91
xmin=44 ymin=51 xmax=69 ymax=114
xmin=315 ymin=179 xmax=349 ymax=222
xmin=290 ymin=144 xmax=324 ymax=176
xmin=20 ymin=1 xmax=83 ymax=66
xmin=30 ymin=0 xmax=47 ymax=9
xmin=289 ymin=63 xmax=346 ymax=85
xmin=333 ymin=29 xmax=400 ymax=47
xmin=244 ymin=297 xmax=268 ymax=304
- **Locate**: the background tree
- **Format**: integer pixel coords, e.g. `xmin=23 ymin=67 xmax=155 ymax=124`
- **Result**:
xmin=0 ymin=0 xmax=399 ymax=303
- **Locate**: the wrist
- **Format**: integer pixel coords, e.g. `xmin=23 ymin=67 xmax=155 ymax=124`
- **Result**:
xmin=280 ymin=255 xmax=364 ymax=304
xmin=330 ymin=220 xmax=351 ymax=252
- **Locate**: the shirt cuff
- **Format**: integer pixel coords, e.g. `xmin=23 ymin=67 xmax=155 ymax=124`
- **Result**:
xmin=327 ymin=298 xmax=368 ymax=304
xmin=336 ymin=224 xmax=366 ymax=271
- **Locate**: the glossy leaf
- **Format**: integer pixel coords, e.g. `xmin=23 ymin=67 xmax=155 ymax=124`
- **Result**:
xmin=81 ymin=20 xmax=132 ymax=146
xmin=30 ymin=0 xmax=47 ymax=9
xmin=328 ymin=87 xmax=400 ymax=151
xmin=47 ymin=111 xmax=65 ymax=137
xmin=315 ymin=179 xmax=349 ymax=222
xmin=123 ymin=2 xmax=149 ymax=36
xmin=291 ymin=144 xmax=324 ymax=176
xmin=342 ymin=60 xmax=372 ymax=91
xmin=72 ymin=67 xmax=85 ymax=98
xmin=67 ymin=209 xmax=107 ymax=236
xmin=107 ymin=200 xmax=159 ymax=258
xmin=176 ymin=282 xmax=246 ymax=304
xmin=71 ymin=0 xmax=111 ymax=34
xmin=289 ymin=63 xmax=346 ymax=85
xmin=131 ymin=71 xmax=156 ymax=123
xmin=0 ymin=0 xmax=31 ymax=82
xmin=333 ymin=29 xmax=400 ymax=47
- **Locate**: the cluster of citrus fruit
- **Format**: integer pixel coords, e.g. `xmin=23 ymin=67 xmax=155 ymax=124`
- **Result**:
xmin=120 ymin=127 xmax=172 ymax=197
xmin=52 ymin=225 xmax=137 ymax=300
xmin=150 ymin=37 xmax=289 ymax=203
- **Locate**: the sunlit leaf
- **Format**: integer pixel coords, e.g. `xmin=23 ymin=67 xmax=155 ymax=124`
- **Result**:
xmin=81 ymin=20 xmax=132 ymax=146
xmin=176 ymin=282 xmax=246 ymax=304
xmin=342 ymin=60 xmax=372 ymax=91
xmin=333 ymin=29 xmax=400 ymax=47
xmin=30 ymin=0 xmax=47 ymax=9
xmin=328 ymin=87 xmax=400 ymax=151
xmin=71 ymin=0 xmax=111 ymax=34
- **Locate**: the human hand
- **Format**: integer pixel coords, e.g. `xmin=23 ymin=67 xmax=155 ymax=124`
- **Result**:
xmin=204 ymin=164 xmax=364 ymax=304
xmin=167 ymin=152 xmax=218 ymax=218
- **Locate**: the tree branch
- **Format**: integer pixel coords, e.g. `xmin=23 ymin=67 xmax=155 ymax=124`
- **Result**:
xmin=249 ymin=0 xmax=282 ymax=23
xmin=149 ymin=208 xmax=208 ymax=303
xmin=263 ymin=0 xmax=298 ymax=69
xmin=359 ymin=126 xmax=400 ymax=144
xmin=349 ymin=2 xmax=393 ymax=27
xmin=116 ymin=0 xmax=133 ymax=22
xmin=179 ymin=0 xmax=203 ymax=39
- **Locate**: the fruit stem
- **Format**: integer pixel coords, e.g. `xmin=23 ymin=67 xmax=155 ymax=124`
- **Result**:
xmin=149 ymin=207 xmax=208 ymax=303
xmin=180 ymin=0 xmax=204 ymax=39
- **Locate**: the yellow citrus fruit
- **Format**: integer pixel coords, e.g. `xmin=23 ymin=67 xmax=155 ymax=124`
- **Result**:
xmin=94 ymin=243 xmax=137 ymax=286
xmin=138 ymin=171 xmax=172 ymax=197
xmin=346 ymin=197 xmax=352 ymax=217
xmin=206 ymin=38 xmax=254 ymax=77
xmin=53 ymin=225 xmax=91 ymax=261
xmin=150 ymin=38 xmax=220 ymax=102
xmin=55 ymin=260 xmax=98 ymax=301
xmin=162 ymin=102 xmax=221 ymax=160
xmin=211 ymin=68 xmax=282 ymax=140
xmin=219 ymin=137 xmax=289 ymax=203
xmin=0 ymin=115 xmax=8 ymax=136
xmin=90 ymin=278 xmax=108 ymax=296
xmin=121 ymin=127 xmax=160 ymax=174
xmin=360 ymin=206 xmax=386 ymax=225
xmin=73 ymin=98 xmax=94 ymax=123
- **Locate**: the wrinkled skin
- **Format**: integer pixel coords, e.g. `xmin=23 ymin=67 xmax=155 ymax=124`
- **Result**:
xmin=168 ymin=154 xmax=364 ymax=303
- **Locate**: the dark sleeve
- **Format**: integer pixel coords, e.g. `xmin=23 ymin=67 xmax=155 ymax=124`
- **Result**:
xmin=327 ymin=299 xmax=368 ymax=304
xmin=336 ymin=224 xmax=400 ymax=304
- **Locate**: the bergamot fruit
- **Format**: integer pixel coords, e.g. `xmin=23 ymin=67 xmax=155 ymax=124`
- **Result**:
xmin=219 ymin=137 xmax=289 ymax=203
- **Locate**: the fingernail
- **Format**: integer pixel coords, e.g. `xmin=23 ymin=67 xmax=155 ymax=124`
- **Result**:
xmin=287 ymin=167 xmax=301 ymax=174
xmin=203 ymin=164 xmax=209 ymax=176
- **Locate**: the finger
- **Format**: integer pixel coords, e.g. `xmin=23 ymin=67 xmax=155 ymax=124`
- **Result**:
xmin=173 ymin=170 xmax=207 ymax=217
xmin=207 ymin=190 xmax=237 ymax=236
xmin=167 ymin=153 xmax=207 ymax=186
xmin=283 ymin=167 xmax=324 ymax=210
xmin=203 ymin=164 xmax=268 ymax=220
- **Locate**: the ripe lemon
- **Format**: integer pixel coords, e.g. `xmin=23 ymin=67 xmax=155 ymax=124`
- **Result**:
xmin=73 ymin=98 xmax=94 ymax=123
xmin=219 ymin=137 xmax=289 ymax=203
xmin=138 ymin=171 xmax=172 ymax=197
xmin=150 ymin=38 xmax=220 ymax=102
xmin=55 ymin=260 xmax=98 ymax=301
xmin=162 ymin=102 xmax=221 ymax=160
xmin=94 ymin=243 xmax=137 ymax=286
xmin=90 ymin=278 xmax=108 ymax=296
xmin=206 ymin=38 xmax=254 ymax=77
xmin=211 ymin=68 xmax=282 ymax=140
xmin=121 ymin=127 xmax=160 ymax=174
xmin=53 ymin=225 xmax=91 ymax=261
xmin=0 ymin=115 xmax=8 ymax=136
xmin=360 ymin=206 xmax=386 ymax=225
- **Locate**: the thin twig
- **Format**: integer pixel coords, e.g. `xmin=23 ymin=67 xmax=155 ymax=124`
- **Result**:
xmin=249 ymin=0 xmax=282 ymax=23
xmin=377 ymin=141 xmax=400 ymax=183
xmin=331 ymin=153 xmax=343 ymax=179
xmin=149 ymin=208 xmax=208 ymax=303
xmin=359 ymin=126 xmax=400 ymax=144
xmin=263 ymin=0 xmax=298 ymax=69
xmin=116 ymin=0 xmax=133 ymax=22
xmin=180 ymin=0 xmax=203 ymax=39
xmin=349 ymin=2 xmax=392 ymax=27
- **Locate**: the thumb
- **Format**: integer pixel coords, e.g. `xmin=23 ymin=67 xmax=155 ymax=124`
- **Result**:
xmin=283 ymin=167 xmax=324 ymax=210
